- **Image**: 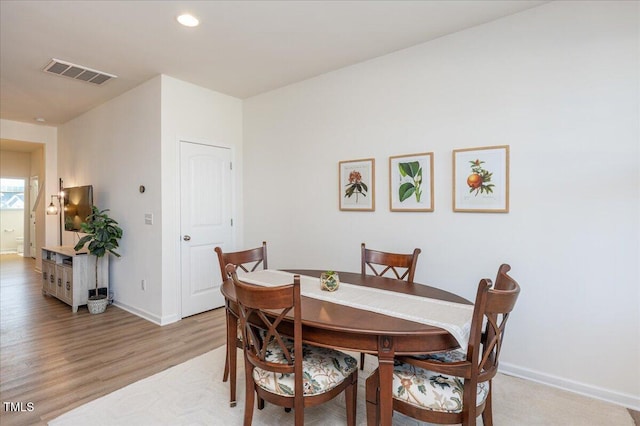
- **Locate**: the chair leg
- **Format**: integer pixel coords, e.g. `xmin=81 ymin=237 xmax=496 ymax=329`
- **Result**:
xmin=360 ymin=352 xmax=366 ymax=370
xmin=482 ymin=381 xmax=493 ymax=426
xmin=223 ymin=350 xmax=229 ymax=382
xmin=462 ymin=383 xmax=477 ymax=426
xmin=295 ymin=407 xmax=304 ymax=426
xmin=230 ymin=338 xmax=244 ymax=407
xmin=345 ymin=370 xmax=358 ymax=426
xmin=365 ymin=369 xmax=380 ymax=426
xmin=462 ymin=416 xmax=477 ymax=426
xmin=229 ymin=350 xmax=237 ymax=407
xmin=226 ymin=313 xmax=238 ymax=407
xmin=223 ymin=310 xmax=232 ymax=383
xmin=243 ymin=361 xmax=255 ymax=426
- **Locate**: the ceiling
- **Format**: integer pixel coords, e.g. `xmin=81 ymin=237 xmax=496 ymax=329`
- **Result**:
xmin=0 ymin=1 xmax=548 ymax=126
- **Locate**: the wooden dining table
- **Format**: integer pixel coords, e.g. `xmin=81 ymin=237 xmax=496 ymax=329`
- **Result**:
xmin=220 ymin=269 xmax=471 ymax=426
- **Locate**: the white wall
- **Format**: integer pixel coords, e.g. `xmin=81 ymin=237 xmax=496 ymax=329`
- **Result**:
xmin=0 ymin=119 xmax=58 ymax=270
xmin=160 ymin=75 xmax=243 ymax=323
xmin=59 ymin=77 xmax=163 ymax=322
xmin=57 ymin=75 xmax=242 ymax=325
xmin=243 ymin=1 xmax=639 ymax=409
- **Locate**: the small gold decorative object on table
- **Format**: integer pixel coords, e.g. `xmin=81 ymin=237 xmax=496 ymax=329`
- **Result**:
xmin=320 ymin=271 xmax=340 ymax=292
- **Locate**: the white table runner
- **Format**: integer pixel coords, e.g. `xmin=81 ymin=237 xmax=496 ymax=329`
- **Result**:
xmin=238 ymin=269 xmax=473 ymax=352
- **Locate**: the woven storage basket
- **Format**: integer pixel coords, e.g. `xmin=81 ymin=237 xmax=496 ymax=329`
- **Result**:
xmin=87 ymin=297 xmax=108 ymax=314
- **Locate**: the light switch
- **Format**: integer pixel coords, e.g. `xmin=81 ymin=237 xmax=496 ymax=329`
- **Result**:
xmin=144 ymin=213 xmax=153 ymax=225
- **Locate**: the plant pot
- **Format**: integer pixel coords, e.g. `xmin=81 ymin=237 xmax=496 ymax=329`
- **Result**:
xmin=87 ymin=295 xmax=108 ymax=314
xmin=320 ymin=272 xmax=340 ymax=292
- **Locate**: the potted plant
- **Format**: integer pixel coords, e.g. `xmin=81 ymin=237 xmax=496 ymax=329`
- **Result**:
xmin=73 ymin=205 xmax=123 ymax=314
xmin=320 ymin=270 xmax=340 ymax=292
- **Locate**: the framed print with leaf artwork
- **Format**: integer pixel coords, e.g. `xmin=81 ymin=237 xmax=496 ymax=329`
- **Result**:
xmin=389 ymin=152 xmax=434 ymax=212
xmin=453 ymin=145 xmax=509 ymax=213
xmin=339 ymin=158 xmax=375 ymax=211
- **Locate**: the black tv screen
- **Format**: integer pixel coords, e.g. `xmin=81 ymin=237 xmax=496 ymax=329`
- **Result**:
xmin=63 ymin=185 xmax=93 ymax=232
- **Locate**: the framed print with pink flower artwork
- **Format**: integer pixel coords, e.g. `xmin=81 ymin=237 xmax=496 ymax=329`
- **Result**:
xmin=339 ymin=158 xmax=375 ymax=211
xmin=453 ymin=145 xmax=509 ymax=213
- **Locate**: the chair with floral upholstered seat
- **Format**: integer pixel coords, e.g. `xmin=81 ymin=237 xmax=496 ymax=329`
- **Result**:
xmin=215 ymin=242 xmax=268 ymax=407
xmin=227 ymin=264 xmax=358 ymax=426
xmin=365 ymin=264 xmax=520 ymax=426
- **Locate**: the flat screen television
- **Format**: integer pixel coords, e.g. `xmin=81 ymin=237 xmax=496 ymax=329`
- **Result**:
xmin=63 ymin=185 xmax=94 ymax=232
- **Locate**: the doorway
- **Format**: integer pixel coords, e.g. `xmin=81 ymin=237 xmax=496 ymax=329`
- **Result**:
xmin=0 ymin=178 xmax=25 ymax=255
xmin=0 ymin=140 xmax=46 ymax=264
xmin=179 ymin=141 xmax=233 ymax=317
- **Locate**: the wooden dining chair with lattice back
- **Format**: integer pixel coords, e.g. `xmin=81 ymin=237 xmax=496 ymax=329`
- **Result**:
xmin=361 ymin=243 xmax=421 ymax=283
xmin=365 ymin=264 xmax=520 ymax=426
xmin=360 ymin=242 xmax=421 ymax=369
xmin=226 ymin=264 xmax=358 ymax=426
xmin=215 ymin=242 xmax=268 ymax=407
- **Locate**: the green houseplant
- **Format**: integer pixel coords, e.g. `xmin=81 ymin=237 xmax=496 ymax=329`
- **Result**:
xmin=320 ymin=270 xmax=340 ymax=292
xmin=73 ymin=205 xmax=123 ymax=314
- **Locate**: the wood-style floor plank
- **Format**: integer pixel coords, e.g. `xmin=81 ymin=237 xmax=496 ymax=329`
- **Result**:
xmin=0 ymin=254 xmax=227 ymax=426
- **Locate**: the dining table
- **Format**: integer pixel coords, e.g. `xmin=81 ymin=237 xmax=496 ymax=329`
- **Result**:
xmin=220 ymin=269 xmax=472 ymax=426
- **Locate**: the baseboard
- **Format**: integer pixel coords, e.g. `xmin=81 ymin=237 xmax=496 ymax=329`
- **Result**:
xmin=112 ymin=301 xmax=163 ymax=325
xmin=159 ymin=313 xmax=181 ymax=326
xmin=111 ymin=300 xmax=181 ymax=326
xmin=500 ymin=361 xmax=640 ymax=411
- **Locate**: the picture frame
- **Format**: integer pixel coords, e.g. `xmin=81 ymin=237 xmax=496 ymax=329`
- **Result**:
xmin=339 ymin=158 xmax=375 ymax=211
xmin=389 ymin=152 xmax=434 ymax=212
xmin=453 ymin=145 xmax=509 ymax=213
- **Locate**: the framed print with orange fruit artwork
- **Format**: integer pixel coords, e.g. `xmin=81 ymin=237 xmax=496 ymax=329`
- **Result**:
xmin=453 ymin=145 xmax=509 ymax=213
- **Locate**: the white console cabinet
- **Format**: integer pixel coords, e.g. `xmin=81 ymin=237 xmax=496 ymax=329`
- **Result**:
xmin=41 ymin=246 xmax=109 ymax=312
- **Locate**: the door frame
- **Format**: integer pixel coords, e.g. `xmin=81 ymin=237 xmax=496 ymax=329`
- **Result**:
xmin=175 ymin=137 xmax=237 ymax=319
xmin=29 ymin=175 xmax=39 ymax=258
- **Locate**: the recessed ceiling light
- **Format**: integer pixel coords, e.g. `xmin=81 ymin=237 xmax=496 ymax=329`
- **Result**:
xmin=35 ymin=117 xmax=46 ymax=122
xmin=177 ymin=14 xmax=199 ymax=27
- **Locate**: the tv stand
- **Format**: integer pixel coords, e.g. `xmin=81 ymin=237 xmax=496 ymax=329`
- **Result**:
xmin=41 ymin=246 xmax=109 ymax=312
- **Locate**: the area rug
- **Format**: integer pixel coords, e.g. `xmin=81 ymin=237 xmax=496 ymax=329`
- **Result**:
xmin=49 ymin=346 xmax=633 ymax=425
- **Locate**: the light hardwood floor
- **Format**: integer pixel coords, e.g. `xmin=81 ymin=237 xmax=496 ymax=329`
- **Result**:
xmin=2 ymin=254 xmax=638 ymax=426
xmin=0 ymin=254 xmax=227 ymax=426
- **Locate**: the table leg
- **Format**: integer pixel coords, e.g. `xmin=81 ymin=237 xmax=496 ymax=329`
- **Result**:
xmin=377 ymin=335 xmax=395 ymax=426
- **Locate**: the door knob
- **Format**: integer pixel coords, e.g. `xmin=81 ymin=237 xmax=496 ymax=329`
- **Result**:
xmin=183 ymin=235 xmax=191 ymax=241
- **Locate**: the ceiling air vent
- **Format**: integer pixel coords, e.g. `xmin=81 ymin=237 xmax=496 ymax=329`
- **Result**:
xmin=43 ymin=59 xmax=117 ymax=85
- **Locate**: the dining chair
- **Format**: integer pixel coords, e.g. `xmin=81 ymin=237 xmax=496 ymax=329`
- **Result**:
xmin=365 ymin=264 xmax=520 ymax=426
xmin=360 ymin=242 xmax=421 ymax=369
xmin=361 ymin=243 xmax=421 ymax=283
xmin=226 ymin=264 xmax=358 ymax=426
xmin=215 ymin=241 xmax=268 ymax=407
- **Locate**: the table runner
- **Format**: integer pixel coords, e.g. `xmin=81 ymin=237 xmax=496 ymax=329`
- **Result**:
xmin=238 ymin=269 xmax=473 ymax=352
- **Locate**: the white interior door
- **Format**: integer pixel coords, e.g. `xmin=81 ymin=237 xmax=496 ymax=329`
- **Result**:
xmin=180 ymin=141 xmax=232 ymax=317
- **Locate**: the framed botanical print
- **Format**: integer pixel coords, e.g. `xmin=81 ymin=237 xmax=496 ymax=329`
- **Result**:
xmin=339 ymin=158 xmax=375 ymax=211
xmin=389 ymin=152 xmax=434 ymax=212
xmin=453 ymin=145 xmax=509 ymax=213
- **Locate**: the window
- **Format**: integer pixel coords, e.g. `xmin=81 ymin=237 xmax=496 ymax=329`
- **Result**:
xmin=0 ymin=178 xmax=25 ymax=210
